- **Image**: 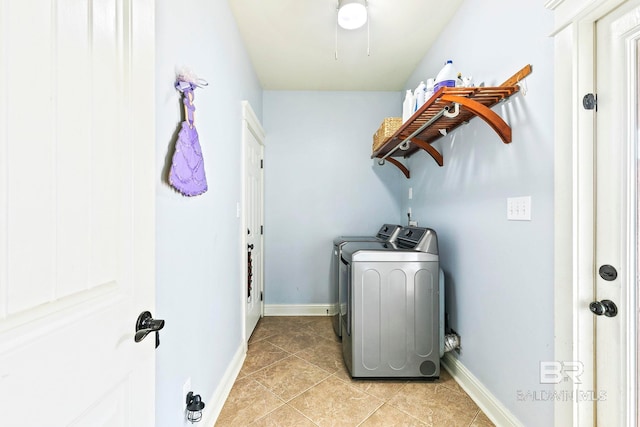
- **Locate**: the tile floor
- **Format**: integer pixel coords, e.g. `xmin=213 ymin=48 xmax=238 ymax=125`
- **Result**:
xmin=215 ymin=316 xmax=494 ymax=427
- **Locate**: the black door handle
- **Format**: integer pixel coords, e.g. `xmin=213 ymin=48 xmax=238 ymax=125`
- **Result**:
xmin=589 ymin=300 xmax=618 ymax=317
xmin=135 ymin=311 xmax=165 ymax=348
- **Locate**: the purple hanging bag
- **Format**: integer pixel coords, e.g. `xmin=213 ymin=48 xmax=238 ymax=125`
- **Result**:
xmin=169 ymin=81 xmax=208 ymax=196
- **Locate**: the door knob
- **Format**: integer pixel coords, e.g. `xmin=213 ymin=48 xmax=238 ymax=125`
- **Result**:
xmin=589 ymin=300 xmax=618 ymax=317
xmin=135 ymin=311 xmax=165 ymax=348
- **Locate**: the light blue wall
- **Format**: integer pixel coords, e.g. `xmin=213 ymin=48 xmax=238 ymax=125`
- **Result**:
xmin=263 ymin=91 xmax=404 ymax=305
xmin=154 ymin=0 xmax=555 ymax=425
xmin=399 ymin=1 xmax=554 ymax=425
xmin=155 ymin=0 xmax=262 ymax=426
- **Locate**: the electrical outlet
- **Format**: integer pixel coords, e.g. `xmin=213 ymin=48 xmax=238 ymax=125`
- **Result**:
xmin=507 ymin=196 xmax=532 ymax=221
xmin=408 ymin=187 xmax=413 ymax=200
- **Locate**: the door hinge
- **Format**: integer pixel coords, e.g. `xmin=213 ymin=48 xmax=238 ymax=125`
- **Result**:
xmin=260 ymin=225 xmax=263 ymax=235
xmin=260 ymin=291 xmax=263 ymax=301
xmin=260 ymin=159 xmax=263 ymax=169
xmin=583 ymin=93 xmax=597 ymax=111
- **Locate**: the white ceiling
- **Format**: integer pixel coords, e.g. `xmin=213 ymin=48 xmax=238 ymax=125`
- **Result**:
xmin=229 ymin=0 xmax=464 ymax=91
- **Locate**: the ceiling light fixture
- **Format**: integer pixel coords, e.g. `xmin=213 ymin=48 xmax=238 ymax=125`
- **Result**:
xmin=337 ymin=0 xmax=367 ymax=30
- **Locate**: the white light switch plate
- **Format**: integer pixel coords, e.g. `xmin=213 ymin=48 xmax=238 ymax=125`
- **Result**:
xmin=507 ymin=196 xmax=532 ymax=221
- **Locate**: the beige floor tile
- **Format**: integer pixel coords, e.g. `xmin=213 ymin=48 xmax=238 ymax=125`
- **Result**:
xmin=295 ymin=336 xmax=344 ymax=374
xmin=249 ymin=404 xmax=317 ymax=427
xmin=260 ymin=316 xmax=316 ymax=332
xmin=253 ymin=355 xmax=332 ymax=401
xmin=360 ymin=404 xmax=428 ymax=426
xmin=266 ymin=330 xmax=322 ymax=354
xmin=332 ymin=369 xmax=408 ymax=402
xmin=220 ymin=317 xmax=492 ymax=427
xmin=438 ymin=367 xmax=465 ymax=394
xmin=238 ymin=340 xmax=291 ymax=379
xmin=249 ymin=320 xmax=280 ymax=344
xmin=215 ymin=377 xmax=284 ymax=426
xmin=470 ymin=411 xmax=495 ymax=427
xmin=302 ymin=317 xmax=341 ymax=342
xmin=289 ymin=376 xmax=383 ymax=427
xmin=387 ymin=383 xmax=479 ymax=427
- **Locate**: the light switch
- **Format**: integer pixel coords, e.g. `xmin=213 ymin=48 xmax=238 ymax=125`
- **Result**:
xmin=507 ymin=196 xmax=531 ymax=221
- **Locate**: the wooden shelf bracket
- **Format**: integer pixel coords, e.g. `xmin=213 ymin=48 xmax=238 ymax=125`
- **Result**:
xmin=410 ymin=138 xmax=443 ymax=166
xmin=384 ymin=157 xmax=410 ymax=179
xmin=440 ymin=94 xmax=512 ymax=144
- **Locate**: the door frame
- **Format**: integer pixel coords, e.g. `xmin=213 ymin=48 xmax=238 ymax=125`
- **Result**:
xmin=240 ymin=101 xmax=265 ymax=345
xmin=548 ymin=0 xmax=638 ymax=425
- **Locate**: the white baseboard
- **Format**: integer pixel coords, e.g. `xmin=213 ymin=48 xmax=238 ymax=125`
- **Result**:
xmin=201 ymin=342 xmax=246 ymax=426
xmin=441 ymin=353 xmax=523 ymax=427
xmin=264 ymin=304 xmax=337 ymax=316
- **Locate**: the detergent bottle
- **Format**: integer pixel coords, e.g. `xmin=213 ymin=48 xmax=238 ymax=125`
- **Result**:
xmin=402 ymin=90 xmax=414 ymax=123
xmin=413 ymin=81 xmax=427 ymax=112
xmin=434 ymin=60 xmax=457 ymax=92
xmin=425 ymin=78 xmax=435 ymax=101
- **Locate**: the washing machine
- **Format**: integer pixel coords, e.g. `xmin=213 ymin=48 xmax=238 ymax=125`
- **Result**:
xmin=331 ymin=224 xmax=402 ymax=337
xmin=340 ymin=227 xmax=440 ymax=379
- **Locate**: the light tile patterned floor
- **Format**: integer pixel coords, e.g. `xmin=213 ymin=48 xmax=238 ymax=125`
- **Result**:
xmin=215 ymin=316 xmax=494 ymax=427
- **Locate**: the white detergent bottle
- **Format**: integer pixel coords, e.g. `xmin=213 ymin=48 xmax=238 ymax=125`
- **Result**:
xmin=434 ymin=60 xmax=457 ymax=92
xmin=402 ymin=90 xmax=414 ymax=123
xmin=413 ymin=81 xmax=427 ymax=112
xmin=425 ymin=78 xmax=435 ymax=101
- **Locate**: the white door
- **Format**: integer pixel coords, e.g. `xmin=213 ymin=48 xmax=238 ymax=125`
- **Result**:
xmin=242 ymin=102 xmax=265 ymax=340
xmin=594 ymin=1 xmax=640 ymax=424
xmin=0 ymin=0 xmax=156 ymax=426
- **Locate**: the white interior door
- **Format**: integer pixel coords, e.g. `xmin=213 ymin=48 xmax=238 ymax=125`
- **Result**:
xmin=0 ymin=0 xmax=156 ymax=426
xmin=595 ymin=1 xmax=640 ymax=424
xmin=242 ymin=102 xmax=265 ymax=340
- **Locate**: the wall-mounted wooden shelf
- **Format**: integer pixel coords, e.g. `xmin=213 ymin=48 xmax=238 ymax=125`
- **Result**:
xmin=372 ymin=64 xmax=532 ymax=178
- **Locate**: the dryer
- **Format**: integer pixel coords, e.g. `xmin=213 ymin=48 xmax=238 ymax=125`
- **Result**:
xmin=331 ymin=224 xmax=401 ymax=337
xmin=340 ymin=227 xmax=440 ymax=379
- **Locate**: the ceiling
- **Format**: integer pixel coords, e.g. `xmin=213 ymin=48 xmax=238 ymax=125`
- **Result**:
xmin=228 ymin=0 xmax=464 ymax=91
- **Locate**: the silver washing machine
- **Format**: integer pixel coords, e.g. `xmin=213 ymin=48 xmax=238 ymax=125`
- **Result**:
xmin=340 ymin=227 xmax=440 ymax=379
xmin=331 ymin=224 xmax=401 ymax=337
